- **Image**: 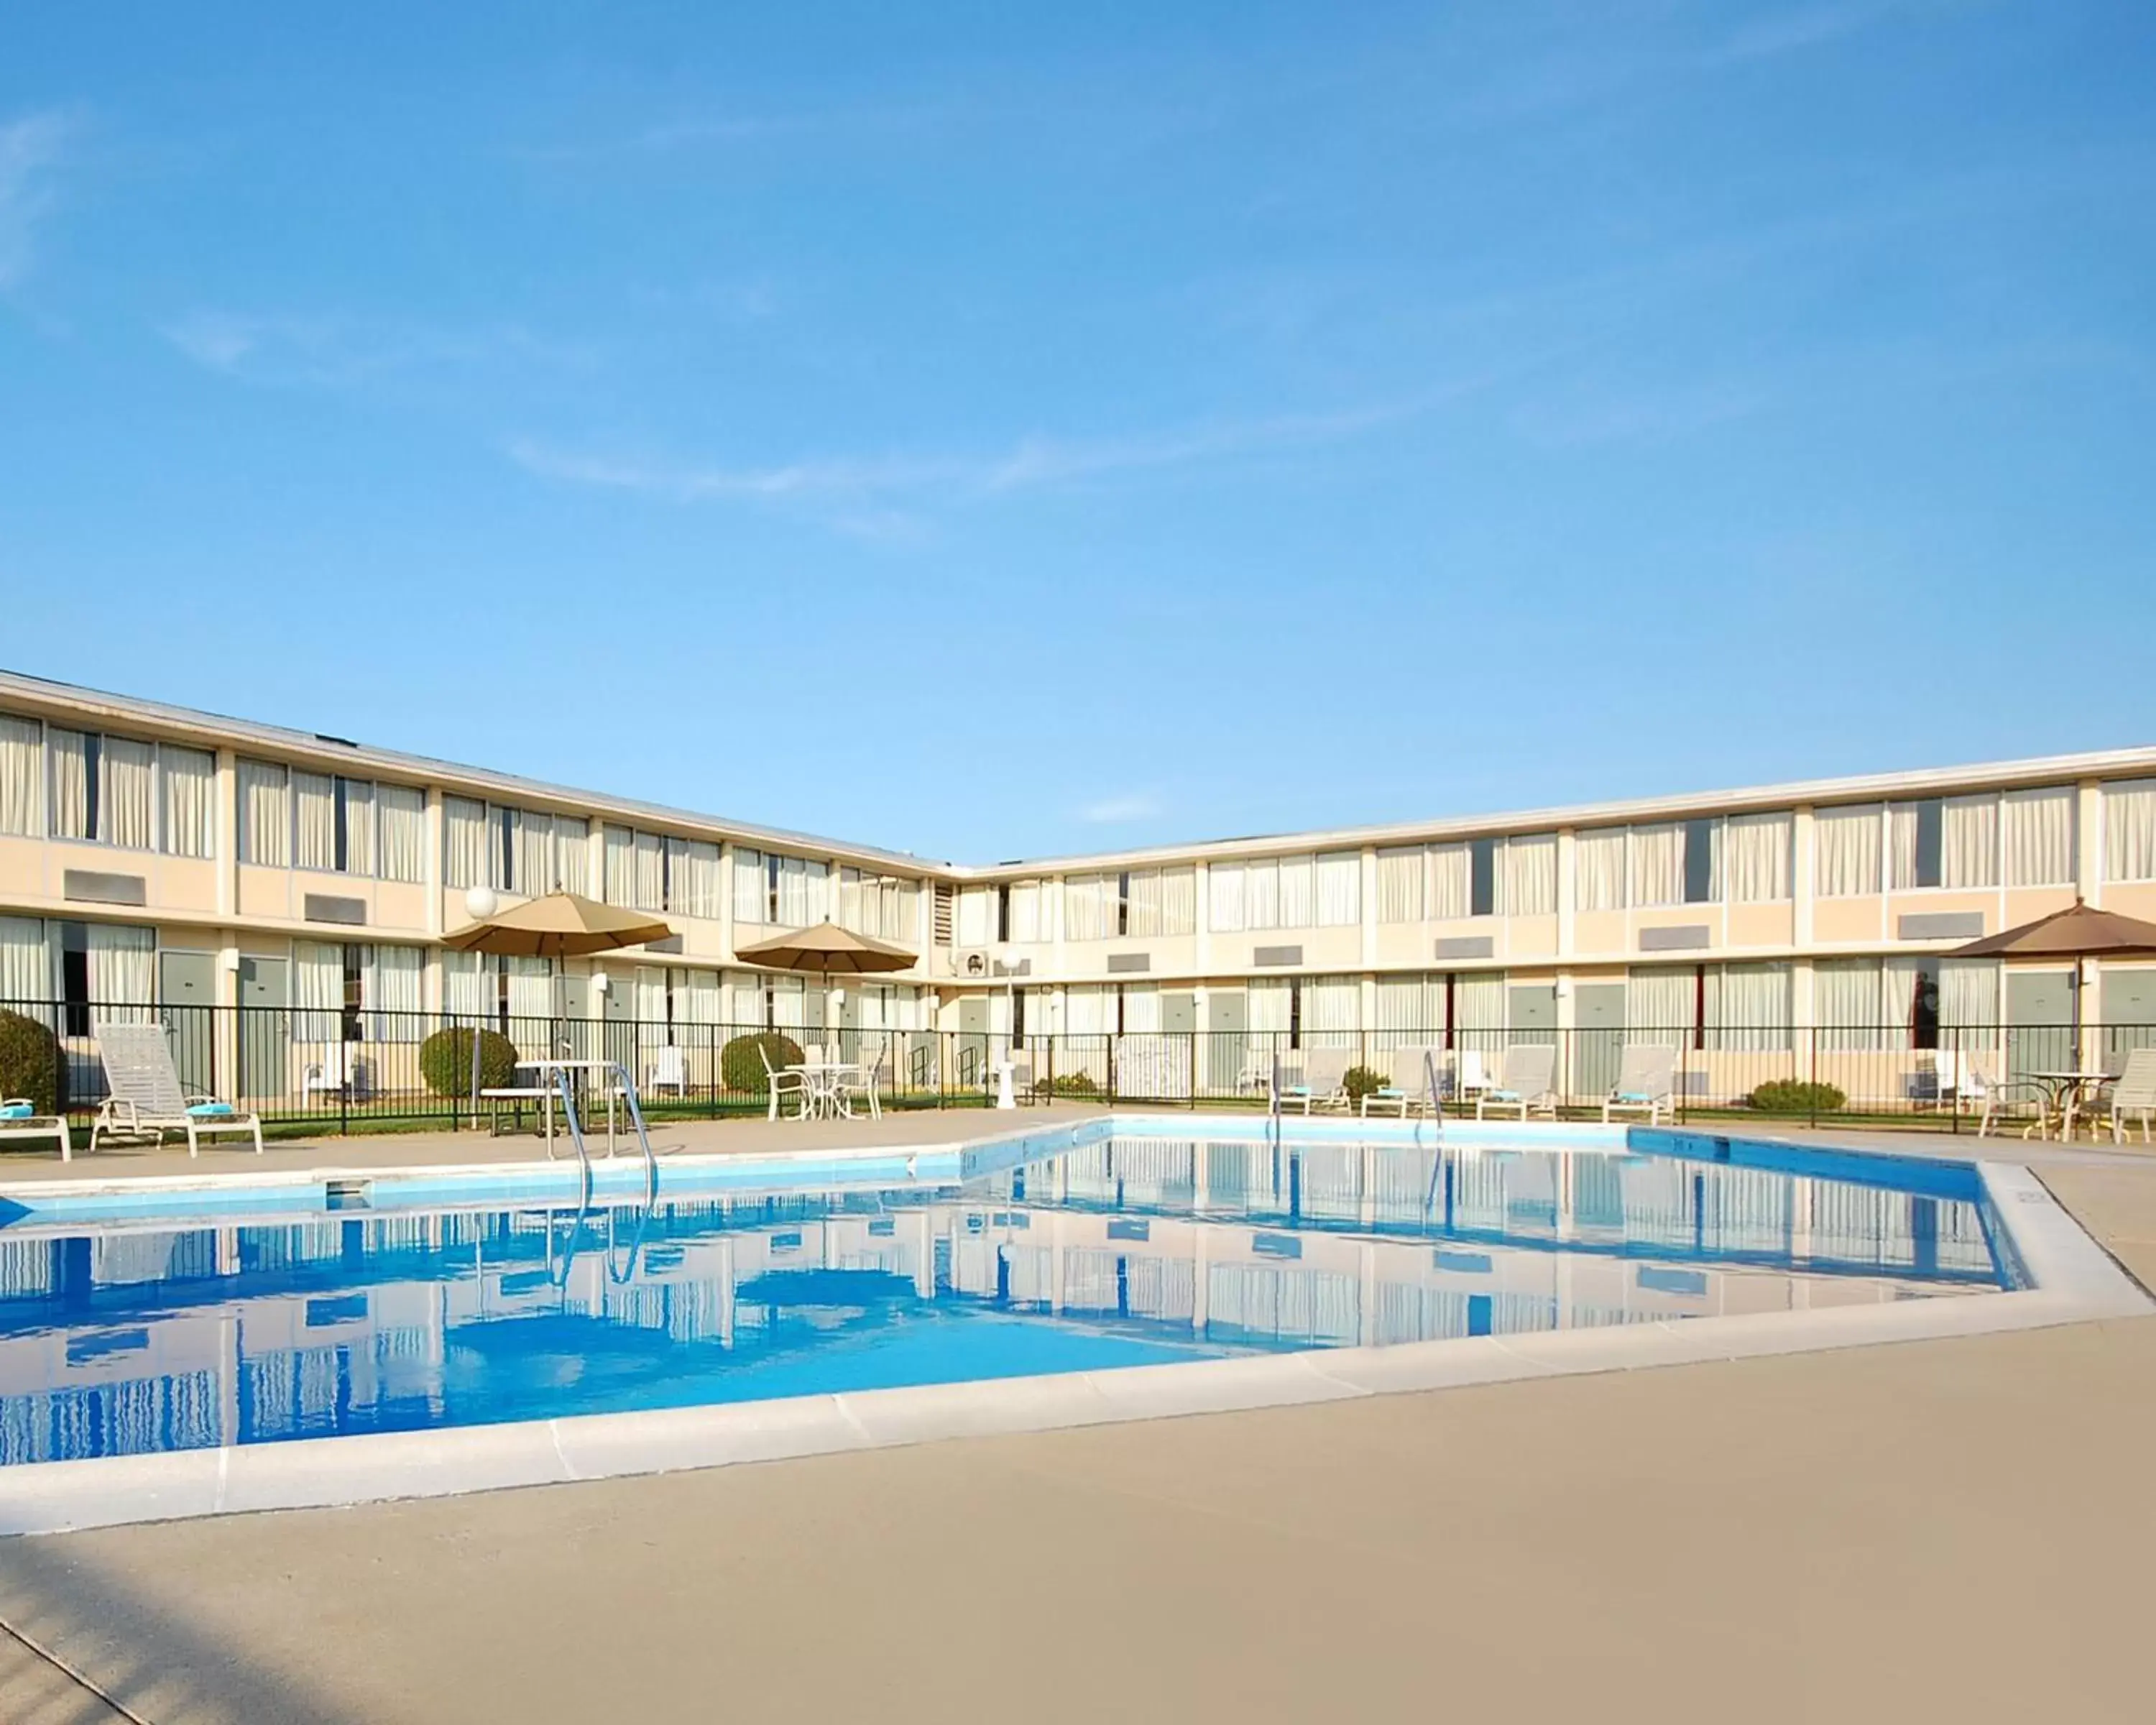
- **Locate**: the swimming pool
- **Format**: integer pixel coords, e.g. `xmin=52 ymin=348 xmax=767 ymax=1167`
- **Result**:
xmin=0 ymin=1116 xmax=2137 ymax=1534
xmin=0 ymin=1127 xmax=2012 ymax=1465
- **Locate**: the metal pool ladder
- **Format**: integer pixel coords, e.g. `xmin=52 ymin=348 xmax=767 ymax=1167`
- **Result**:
xmin=548 ymin=1063 xmax=660 ymax=1205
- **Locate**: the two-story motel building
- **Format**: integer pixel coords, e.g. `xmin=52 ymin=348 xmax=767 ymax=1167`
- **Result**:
xmin=3 ymin=668 xmax=2155 ymax=1097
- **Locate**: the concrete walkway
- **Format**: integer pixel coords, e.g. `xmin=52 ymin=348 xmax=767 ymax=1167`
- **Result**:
xmin=1 ymin=1126 xmax=2152 ymax=1723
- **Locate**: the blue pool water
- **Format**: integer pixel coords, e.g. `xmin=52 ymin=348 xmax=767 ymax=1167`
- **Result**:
xmin=0 ymin=1133 xmax=2012 ymax=1465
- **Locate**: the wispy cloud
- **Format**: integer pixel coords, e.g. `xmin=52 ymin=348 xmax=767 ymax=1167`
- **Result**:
xmin=0 ymin=109 xmax=81 ymax=292
xmin=507 ymin=399 xmax=1419 ymax=508
xmin=1079 ymin=794 xmax=1161 ymax=824
xmin=165 ymin=311 xmax=596 ymax=390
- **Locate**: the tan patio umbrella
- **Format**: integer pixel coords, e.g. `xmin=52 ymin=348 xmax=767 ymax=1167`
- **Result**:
xmin=443 ymin=893 xmax=676 ymax=1119
xmin=732 ymin=921 xmax=917 ymax=1046
xmin=1949 ymin=898 xmax=2156 ymax=1052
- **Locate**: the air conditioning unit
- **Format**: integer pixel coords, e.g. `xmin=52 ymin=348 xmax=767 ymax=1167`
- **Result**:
xmin=953 ymin=949 xmax=992 ymax=980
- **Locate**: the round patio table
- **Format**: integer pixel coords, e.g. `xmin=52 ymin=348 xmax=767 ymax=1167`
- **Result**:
xmin=2027 ymin=1070 xmax=2112 ymax=1141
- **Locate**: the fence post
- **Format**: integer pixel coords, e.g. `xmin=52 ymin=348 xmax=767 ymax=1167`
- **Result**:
xmin=340 ymin=1042 xmax=350 ymax=1137
xmin=1809 ymin=1026 xmax=1818 ymax=1131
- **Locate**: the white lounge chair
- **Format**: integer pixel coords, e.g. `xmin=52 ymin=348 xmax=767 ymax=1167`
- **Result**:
xmin=1280 ymin=1046 xmax=1353 ymax=1114
xmin=1361 ymin=1045 xmax=1438 ymax=1118
xmin=1456 ymin=1048 xmax=1495 ymax=1104
xmin=758 ymin=1041 xmax=811 ymax=1121
xmin=1966 ymin=1054 xmax=2045 ymax=1138
xmin=0 ymin=1098 xmax=71 ymax=1161
xmin=302 ymin=1041 xmax=363 ymax=1100
xmin=2097 ymin=1048 xmax=2156 ymax=1146
xmin=88 ymin=1023 xmax=263 ymax=1156
xmin=1476 ymin=1044 xmax=1559 ymax=1122
xmin=1602 ymin=1044 xmax=1677 ymax=1125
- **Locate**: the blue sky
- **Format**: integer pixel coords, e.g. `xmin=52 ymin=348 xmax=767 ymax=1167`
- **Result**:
xmin=2 ymin=1 xmax=2151 ymax=864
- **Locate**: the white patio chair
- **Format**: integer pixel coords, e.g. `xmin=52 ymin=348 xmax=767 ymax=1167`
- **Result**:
xmin=757 ymin=1041 xmax=812 ymax=1120
xmin=1457 ymin=1049 xmax=1495 ymax=1103
xmin=1280 ymin=1046 xmax=1353 ymax=1114
xmin=838 ymin=1041 xmax=885 ymax=1121
xmin=1966 ymin=1054 xmax=2046 ymax=1139
xmin=2096 ymin=1048 xmax=2156 ymax=1146
xmin=647 ymin=1045 xmax=688 ymax=1097
xmin=1361 ymin=1045 xmax=1437 ymax=1118
xmin=1602 ymin=1044 xmax=1677 ymax=1126
xmin=302 ymin=1041 xmax=361 ymax=1100
xmin=88 ymin=1022 xmax=263 ymax=1156
xmin=1476 ymin=1044 xmax=1559 ymax=1122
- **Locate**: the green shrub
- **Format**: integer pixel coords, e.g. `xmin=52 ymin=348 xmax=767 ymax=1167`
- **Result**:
xmin=1031 ymin=1070 xmax=1101 ymax=1098
xmin=0 ymin=1008 xmax=65 ymax=1117
xmin=1342 ymin=1064 xmax=1387 ymax=1105
xmin=418 ymin=1027 xmax=521 ymax=1099
xmin=720 ymin=1031 xmax=806 ymax=1094
xmin=1747 ymin=1079 xmax=1847 ymax=1114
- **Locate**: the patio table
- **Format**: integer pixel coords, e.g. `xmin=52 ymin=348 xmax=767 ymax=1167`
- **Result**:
xmin=2027 ymin=1070 xmax=2114 ymax=1141
xmin=782 ymin=1061 xmax=866 ymax=1121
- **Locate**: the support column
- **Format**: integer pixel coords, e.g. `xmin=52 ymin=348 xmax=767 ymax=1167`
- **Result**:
xmin=1556 ymin=828 xmax=1577 ymax=962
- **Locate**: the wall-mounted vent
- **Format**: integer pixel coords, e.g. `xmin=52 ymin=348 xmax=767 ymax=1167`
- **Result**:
xmin=993 ymin=957 xmax=1033 ymax=978
xmin=1433 ymin=936 xmax=1493 ymax=961
xmin=303 ymin=893 xmax=368 ymax=926
xmin=1899 ymin=911 xmax=1985 ymax=941
xmin=1252 ymin=944 xmax=1303 ymax=967
xmin=1105 ymin=953 xmax=1150 ymax=974
xmin=1639 ymin=924 xmax=1711 ymax=952
xmin=932 ymin=883 xmax=954 ymax=945
xmin=63 ymin=870 xmax=147 ymax=907
xmin=642 ymin=934 xmax=683 ymax=954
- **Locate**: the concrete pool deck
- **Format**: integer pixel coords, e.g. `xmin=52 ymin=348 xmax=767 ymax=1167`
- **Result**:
xmin=1 ymin=1123 xmax=2154 ymax=1722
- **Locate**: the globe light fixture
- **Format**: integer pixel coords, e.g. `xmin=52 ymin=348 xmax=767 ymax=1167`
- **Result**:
xmin=464 ymin=886 xmax=499 ymax=921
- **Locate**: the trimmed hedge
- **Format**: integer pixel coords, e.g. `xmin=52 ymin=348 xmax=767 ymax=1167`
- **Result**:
xmin=720 ymin=1031 xmax=806 ymax=1094
xmin=1342 ymin=1064 xmax=1387 ymax=1105
xmin=1747 ymin=1078 xmax=1847 ymax=1114
xmin=418 ymin=1027 xmax=522 ymax=1099
xmin=1031 ymin=1071 xmax=1101 ymax=1098
xmin=0 ymin=1009 xmax=65 ymax=1117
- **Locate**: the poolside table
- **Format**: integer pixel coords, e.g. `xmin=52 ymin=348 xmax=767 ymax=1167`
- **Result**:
xmin=2028 ymin=1070 xmax=2114 ymax=1140
xmin=783 ymin=1060 xmax=869 ymax=1121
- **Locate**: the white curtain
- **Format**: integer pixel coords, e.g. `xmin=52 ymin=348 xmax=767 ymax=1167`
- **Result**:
xmin=732 ymin=848 xmax=766 ymax=924
xmin=724 ymin=971 xmax=764 ymax=1028
xmin=517 ymin=811 xmax=556 ymax=896
xmin=1501 ymin=835 xmax=1556 ymax=916
xmin=1373 ymin=976 xmax=1439 ymax=1044
xmin=2003 ymin=787 xmax=2073 ymax=887
xmin=48 ymin=729 xmax=91 ymax=840
xmin=237 ymin=760 xmax=290 ymax=867
xmin=293 ymin=772 xmax=337 ymax=873
xmin=505 ymin=956 xmax=552 ymax=1021
xmin=0 ymin=714 xmax=41 ymax=837
xmin=0 ymin=916 xmax=50 ymax=1002
xmin=1158 ymin=867 xmax=1196 ymax=935
xmin=769 ymin=974 xmax=808 ymax=1031
xmin=604 ymin=825 xmax=634 ymax=905
xmin=1429 ymin=845 xmax=1471 ymax=920
xmin=1573 ymin=829 xmax=1625 ymax=912
xmin=672 ymin=840 xmax=721 ymax=917
xmin=1942 ymin=795 xmax=1999 ymax=889
xmin=158 ymin=745 xmax=215 ymax=859
xmin=443 ymin=796 xmax=487 ymax=888
xmin=1453 ymin=974 xmax=1504 ymax=1035
xmin=1064 ymin=875 xmax=1111 ymax=942
xmin=377 ymin=785 xmax=426 ymax=883
xmin=1276 ymin=855 xmax=1314 ymax=928
xmin=370 ymin=944 xmax=423 ymax=1041
xmin=100 ymin=737 xmax=155 ymax=851
xmin=1245 ymin=859 xmax=1281 ymax=930
xmin=1815 ymin=960 xmax=1884 ymax=1052
xmin=1208 ymin=862 xmax=1247 ymax=932
xmin=554 ymin=817 xmax=590 ymax=892
xmin=1626 ymin=967 xmax=1692 ymax=1038
xmin=775 ymin=857 xmax=826 ymax=926
xmin=86 ymin=924 xmax=156 ymax=1024
xmin=293 ymin=940 xmax=345 ymax=1042
xmin=632 ymin=831 xmax=665 ymax=912
xmin=441 ymin=951 xmax=491 ymax=1019
xmin=1314 ymin=852 xmax=1360 ymax=926
xmin=1725 ymin=813 xmax=1792 ymax=902
xmin=1304 ymin=977 xmax=1359 ymax=1047
xmin=1628 ymin=826 xmax=1683 ymax=907
xmin=341 ymin=778 xmax=377 ymax=878
xmin=1376 ymin=848 xmax=1422 ymax=923
xmin=1245 ymin=979 xmax=1291 ymax=1034
xmin=678 ymin=968 xmax=722 ymax=1027
xmin=1710 ymin=963 xmax=1790 ymax=1052
xmin=1887 ymin=803 xmax=1922 ymax=890
xmin=1006 ymin=880 xmax=1041 ymax=942
xmin=1120 ymin=985 xmax=1162 ymax=1034
xmin=1815 ymin=804 xmax=1881 ymax=897
xmin=1939 ymin=958 xmax=1999 ymax=1033
xmin=632 ymin=965 xmax=668 ymax=1029
xmin=2106 ymin=780 xmax=2156 ymax=883
xmin=1124 ymin=869 xmax=1166 ymax=937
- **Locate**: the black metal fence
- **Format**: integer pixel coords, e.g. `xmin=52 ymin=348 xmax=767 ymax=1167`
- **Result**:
xmin=3 ymin=997 xmax=2151 ymax=1138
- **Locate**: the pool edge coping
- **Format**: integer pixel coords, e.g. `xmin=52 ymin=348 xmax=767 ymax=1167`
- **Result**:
xmin=0 ymin=1142 xmax=2145 ymax=1537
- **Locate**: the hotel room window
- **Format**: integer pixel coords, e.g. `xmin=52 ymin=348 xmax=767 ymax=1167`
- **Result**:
xmin=1682 ymin=818 xmax=1719 ymax=903
xmin=1469 ymin=839 xmax=1498 ymax=918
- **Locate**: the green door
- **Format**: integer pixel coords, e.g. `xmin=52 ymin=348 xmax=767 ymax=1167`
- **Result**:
xmin=1574 ymin=982 xmax=1626 ymax=1104
xmin=158 ymin=950 xmax=218 ymax=1096
xmin=1204 ymin=988 xmax=1248 ymax=1097
xmin=2102 ymin=967 xmax=2156 ymax=1064
xmin=236 ymin=955 xmax=287 ymax=1103
xmin=2006 ymin=969 xmax=2073 ymax=1085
